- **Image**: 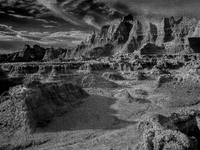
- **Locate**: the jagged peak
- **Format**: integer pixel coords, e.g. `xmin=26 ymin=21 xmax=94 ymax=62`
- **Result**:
xmin=33 ymin=44 xmax=41 ymax=49
xmin=92 ymin=30 xmax=96 ymax=35
xmin=122 ymin=13 xmax=134 ymax=22
xmin=80 ymin=41 xmax=85 ymax=45
xmin=23 ymin=44 xmax=31 ymax=49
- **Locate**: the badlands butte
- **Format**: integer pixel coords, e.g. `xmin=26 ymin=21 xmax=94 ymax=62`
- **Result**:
xmin=1 ymin=14 xmax=200 ymax=150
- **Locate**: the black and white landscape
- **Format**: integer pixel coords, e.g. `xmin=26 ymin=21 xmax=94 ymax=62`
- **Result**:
xmin=1 ymin=0 xmax=200 ymax=150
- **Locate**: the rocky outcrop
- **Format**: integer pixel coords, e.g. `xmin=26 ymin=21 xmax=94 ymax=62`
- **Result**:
xmin=77 ymin=63 xmax=92 ymax=74
xmin=0 ymin=45 xmax=46 ymax=62
xmin=137 ymin=110 xmax=200 ymax=150
xmin=2 ymin=15 xmax=200 ymax=62
xmin=71 ymin=14 xmax=200 ymax=58
xmin=13 ymin=45 xmax=46 ymax=62
xmin=0 ymin=82 xmax=89 ymax=136
xmin=156 ymin=75 xmax=173 ymax=87
xmin=8 ymin=66 xmax=25 ymax=78
xmin=139 ymin=43 xmax=166 ymax=55
xmin=42 ymin=47 xmax=67 ymax=61
xmin=78 ymin=63 xmax=109 ymax=74
xmin=72 ymin=14 xmax=135 ymax=58
xmin=114 ymin=89 xmax=135 ymax=103
xmin=47 ymin=65 xmax=60 ymax=81
xmin=65 ymin=49 xmax=72 ymax=60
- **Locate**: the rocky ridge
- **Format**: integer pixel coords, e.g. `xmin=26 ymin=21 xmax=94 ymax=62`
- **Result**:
xmin=72 ymin=15 xmax=200 ymax=58
xmin=1 ymin=15 xmax=200 ymax=62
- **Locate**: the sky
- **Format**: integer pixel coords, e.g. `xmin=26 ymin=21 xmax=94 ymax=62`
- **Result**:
xmin=0 ymin=0 xmax=200 ymax=53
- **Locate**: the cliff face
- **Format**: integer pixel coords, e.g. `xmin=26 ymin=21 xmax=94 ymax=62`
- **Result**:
xmin=42 ymin=47 xmax=67 ymax=61
xmin=72 ymin=15 xmax=200 ymax=58
xmin=1 ymin=14 xmax=200 ymax=62
xmin=13 ymin=45 xmax=46 ymax=61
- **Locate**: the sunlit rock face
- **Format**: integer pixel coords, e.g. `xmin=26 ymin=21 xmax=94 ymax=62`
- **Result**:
xmin=71 ymin=14 xmax=200 ymax=58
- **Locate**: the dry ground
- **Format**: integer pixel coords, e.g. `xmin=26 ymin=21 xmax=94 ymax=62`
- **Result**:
xmin=1 ymin=73 xmax=200 ymax=150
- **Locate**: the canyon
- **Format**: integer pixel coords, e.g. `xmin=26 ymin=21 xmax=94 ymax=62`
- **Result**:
xmin=1 ymin=14 xmax=200 ymax=150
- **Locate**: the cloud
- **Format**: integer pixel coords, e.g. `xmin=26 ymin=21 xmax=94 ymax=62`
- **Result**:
xmin=8 ymin=14 xmax=34 ymax=19
xmin=93 ymin=0 xmax=200 ymax=21
xmin=37 ymin=0 xmax=124 ymax=28
xmin=0 ymin=0 xmax=122 ymax=29
xmin=0 ymin=23 xmax=90 ymax=47
xmin=36 ymin=19 xmax=50 ymax=23
xmin=0 ymin=24 xmax=13 ymax=31
xmin=84 ymin=15 xmax=101 ymax=29
xmin=2 ymin=0 xmax=200 ymax=30
xmin=45 ymin=31 xmax=90 ymax=40
xmin=42 ymin=25 xmax=55 ymax=28
xmin=38 ymin=0 xmax=82 ymax=25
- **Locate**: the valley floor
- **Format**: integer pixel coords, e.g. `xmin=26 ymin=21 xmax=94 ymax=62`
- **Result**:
xmin=5 ymin=77 xmax=199 ymax=150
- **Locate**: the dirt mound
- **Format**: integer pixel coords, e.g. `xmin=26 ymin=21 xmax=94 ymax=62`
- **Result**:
xmin=0 ymin=82 xmax=89 ymax=137
xmin=115 ymin=89 xmax=135 ymax=103
xmin=134 ymin=89 xmax=148 ymax=96
xmin=137 ymin=110 xmax=200 ymax=150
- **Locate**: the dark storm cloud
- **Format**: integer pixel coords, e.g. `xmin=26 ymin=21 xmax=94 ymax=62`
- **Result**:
xmin=98 ymin=0 xmax=200 ymax=20
xmin=0 ymin=0 xmax=47 ymax=17
xmin=36 ymin=0 xmax=200 ymax=28
xmin=1 ymin=0 xmax=200 ymax=28
xmin=0 ymin=22 xmax=90 ymax=48
xmin=38 ymin=0 xmax=124 ymax=28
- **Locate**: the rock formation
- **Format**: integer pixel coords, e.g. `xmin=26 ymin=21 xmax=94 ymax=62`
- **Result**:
xmin=8 ymin=66 xmax=25 ymax=78
xmin=1 ymin=14 xmax=200 ymax=62
xmin=114 ymin=89 xmax=135 ymax=103
xmin=42 ymin=47 xmax=67 ymax=61
xmin=70 ymin=15 xmax=200 ymax=58
xmin=137 ymin=110 xmax=200 ymax=150
xmin=0 ymin=82 xmax=89 ymax=135
xmin=13 ymin=45 xmax=46 ymax=62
